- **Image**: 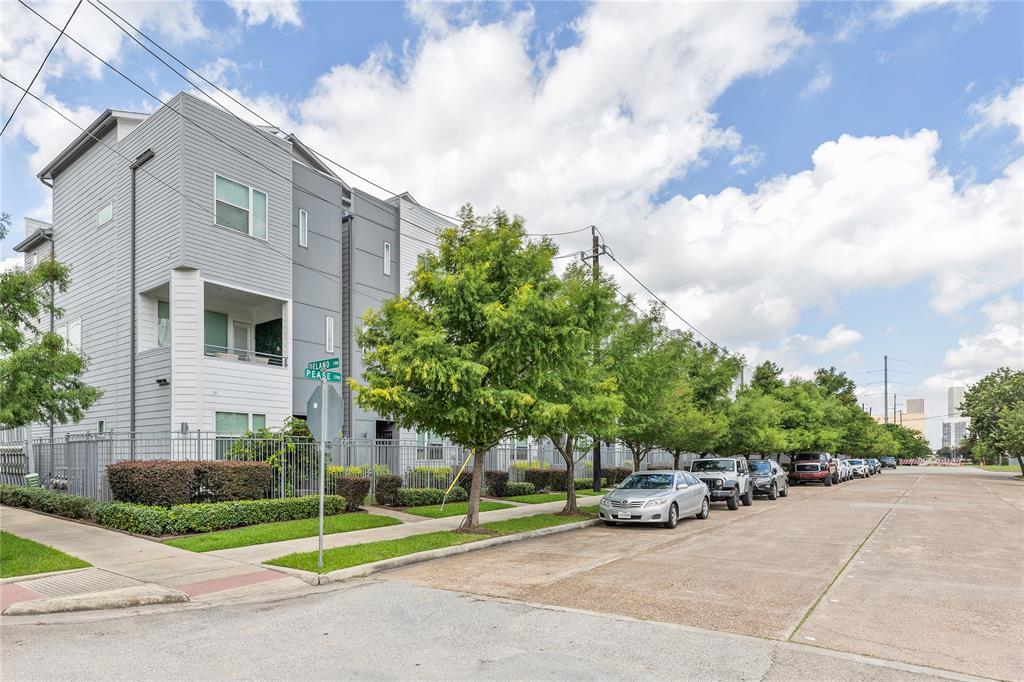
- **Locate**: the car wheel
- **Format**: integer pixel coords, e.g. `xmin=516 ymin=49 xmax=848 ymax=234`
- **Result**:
xmin=768 ymin=483 xmax=778 ymax=500
xmin=832 ymin=472 xmax=840 ymax=484
xmin=603 ymin=520 xmax=617 ymax=526
xmin=824 ymin=475 xmax=833 ymax=487
xmin=741 ymin=486 xmax=753 ymax=506
xmin=727 ymin=492 xmax=739 ymax=510
xmin=695 ymin=497 xmax=710 ymax=519
xmin=779 ymin=482 xmax=789 ymax=497
xmin=663 ymin=503 xmax=678 ymax=529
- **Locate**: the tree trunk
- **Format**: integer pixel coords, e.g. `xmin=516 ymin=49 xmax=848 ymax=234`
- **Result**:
xmin=563 ymin=456 xmax=577 ymax=515
xmin=1016 ymin=454 xmax=1024 ymax=477
xmin=458 ymin=446 xmax=487 ymax=533
xmin=672 ymin=450 xmax=681 ymax=470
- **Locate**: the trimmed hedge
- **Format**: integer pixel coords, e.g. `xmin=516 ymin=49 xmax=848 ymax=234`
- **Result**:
xmin=601 ymin=467 xmax=632 ymax=486
xmin=167 ymin=495 xmax=345 ymax=534
xmin=484 ymin=470 xmax=510 ymax=497
xmin=0 ymin=485 xmax=344 ymax=537
xmin=523 ymin=469 xmax=552 ymax=491
xmin=0 ymin=485 xmax=98 ymax=519
xmin=330 ymin=476 xmax=372 ymax=512
xmin=503 ymin=481 xmax=535 ymax=496
xmin=107 ymin=460 xmax=272 ymax=506
xmin=395 ymin=486 xmax=468 ymax=507
xmin=375 ymin=475 xmax=403 ymax=507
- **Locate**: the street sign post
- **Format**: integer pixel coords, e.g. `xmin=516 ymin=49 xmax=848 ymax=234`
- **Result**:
xmin=303 ymin=357 xmax=340 ymax=571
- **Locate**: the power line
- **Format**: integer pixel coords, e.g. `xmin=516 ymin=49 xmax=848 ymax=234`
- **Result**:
xmin=85 ymin=0 xmax=581 ymax=241
xmin=603 ymin=249 xmax=727 ymax=353
xmin=1 ymin=0 xmax=82 ymax=137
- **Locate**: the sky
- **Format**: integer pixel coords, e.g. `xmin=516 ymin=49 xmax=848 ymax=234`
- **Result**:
xmin=1 ymin=0 xmax=1021 ymax=447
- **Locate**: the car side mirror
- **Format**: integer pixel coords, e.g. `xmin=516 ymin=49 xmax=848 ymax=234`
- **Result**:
xmin=676 ymin=483 xmax=686 ymax=490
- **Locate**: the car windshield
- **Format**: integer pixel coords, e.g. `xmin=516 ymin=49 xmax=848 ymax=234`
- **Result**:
xmin=848 ymin=459 xmax=864 ymax=465
xmin=691 ymin=460 xmax=735 ymax=472
xmin=618 ymin=474 xmax=674 ymax=490
xmin=794 ymin=454 xmax=823 ymax=462
xmin=748 ymin=461 xmax=772 ymax=473
xmin=882 ymin=457 xmax=895 ymax=462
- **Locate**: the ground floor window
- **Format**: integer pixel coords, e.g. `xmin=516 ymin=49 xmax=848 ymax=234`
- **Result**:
xmin=215 ymin=412 xmax=266 ymax=434
xmin=416 ymin=432 xmax=443 ymax=460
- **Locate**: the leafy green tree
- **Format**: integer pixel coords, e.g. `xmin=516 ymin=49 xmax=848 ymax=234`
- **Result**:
xmin=750 ymin=361 xmax=785 ymax=394
xmin=719 ymin=388 xmax=786 ymax=458
xmin=0 ymin=254 xmax=101 ymax=428
xmin=607 ymin=306 xmax=677 ymax=470
xmin=0 ymin=212 xmax=10 ymax=240
xmin=777 ymin=378 xmax=842 ymax=454
xmin=533 ymin=264 xmax=624 ymax=513
xmin=935 ymin=446 xmax=953 ymax=458
xmin=882 ymin=423 xmax=932 ymax=460
xmin=961 ymin=368 xmax=1024 ymax=474
xmin=351 ymin=207 xmax=584 ymax=532
xmin=814 ymin=366 xmax=857 ymax=405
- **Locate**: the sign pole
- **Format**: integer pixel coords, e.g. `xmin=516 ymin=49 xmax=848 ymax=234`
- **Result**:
xmin=318 ymin=375 xmax=326 ymax=571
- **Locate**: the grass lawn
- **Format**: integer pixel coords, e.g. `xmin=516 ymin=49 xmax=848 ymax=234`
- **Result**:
xmin=402 ymin=501 xmax=514 ymax=519
xmin=0 ymin=531 xmax=90 ymax=578
xmin=267 ymin=510 xmax=596 ymax=574
xmin=975 ymin=464 xmax=1022 ymax=473
xmin=504 ymin=489 xmax=605 ymax=504
xmin=164 ymin=513 xmax=402 ymax=553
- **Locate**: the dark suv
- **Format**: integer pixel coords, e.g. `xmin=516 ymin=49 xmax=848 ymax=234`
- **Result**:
xmin=788 ymin=452 xmax=838 ymax=487
xmin=880 ymin=456 xmax=897 ymax=469
xmin=748 ymin=459 xmax=789 ymax=500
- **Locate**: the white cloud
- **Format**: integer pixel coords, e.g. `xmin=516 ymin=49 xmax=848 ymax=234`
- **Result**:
xmin=0 ymin=256 xmax=23 ymax=274
xmin=801 ymin=64 xmax=833 ymax=99
xmin=968 ymin=82 xmax=1024 ymax=143
xmin=729 ymin=146 xmax=765 ymax=174
xmin=941 ymin=296 xmax=1024 ymax=372
xmin=836 ymin=1 xmax=986 ymax=41
xmin=225 ymin=0 xmax=302 ymax=28
xmin=785 ymin=324 xmax=865 ymax=354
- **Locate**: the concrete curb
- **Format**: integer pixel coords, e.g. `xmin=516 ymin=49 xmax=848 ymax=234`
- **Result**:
xmin=265 ymin=518 xmax=601 ymax=586
xmin=0 ymin=567 xmax=93 ymax=585
xmin=2 ymin=584 xmax=190 ymax=616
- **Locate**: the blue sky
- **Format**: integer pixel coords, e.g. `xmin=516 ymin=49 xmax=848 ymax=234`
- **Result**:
xmin=1 ymin=1 xmax=1021 ymax=445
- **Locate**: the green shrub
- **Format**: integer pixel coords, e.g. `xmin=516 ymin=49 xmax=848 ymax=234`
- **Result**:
xmin=484 ymin=470 xmax=510 ymax=497
xmin=523 ymin=469 xmax=551 ymax=491
xmin=572 ymin=477 xmax=606 ymax=490
xmin=94 ymin=502 xmax=172 ymax=535
xmin=394 ymin=487 xmax=468 ymax=507
xmin=326 ymin=464 xmax=390 ymax=478
xmin=0 ymin=485 xmax=98 ymax=519
xmin=410 ymin=465 xmax=453 ymax=477
xmin=601 ymin=467 xmax=632 ymax=486
xmin=107 ymin=460 xmax=272 ymax=506
xmin=510 ymin=461 xmax=551 ymax=471
xmin=503 ymin=481 xmax=535 ymax=496
xmin=329 ymin=476 xmax=371 ymax=512
xmin=375 ymin=475 xmax=403 ymax=506
xmin=167 ymin=495 xmax=345 ymax=534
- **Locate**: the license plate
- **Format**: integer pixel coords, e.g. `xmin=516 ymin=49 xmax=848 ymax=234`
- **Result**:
xmin=617 ymin=512 xmax=632 ymax=519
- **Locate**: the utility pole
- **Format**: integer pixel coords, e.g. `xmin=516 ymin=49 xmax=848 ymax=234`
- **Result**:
xmin=591 ymin=225 xmax=602 ymax=493
xmin=893 ymin=393 xmax=898 ymax=427
xmin=883 ymin=354 xmax=889 ymax=424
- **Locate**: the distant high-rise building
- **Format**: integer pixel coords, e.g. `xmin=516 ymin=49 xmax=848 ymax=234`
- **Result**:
xmin=942 ymin=422 xmax=952 ymax=450
xmin=902 ymin=398 xmax=926 ymax=436
xmin=948 ymin=386 xmax=965 ymax=417
xmin=942 ymin=418 xmax=970 ymax=451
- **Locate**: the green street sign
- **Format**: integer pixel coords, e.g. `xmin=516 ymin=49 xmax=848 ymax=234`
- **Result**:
xmin=307 ymin=357 xmax=340 ymax=370
xmin=304 ymin=368 xmax=342 ymax=382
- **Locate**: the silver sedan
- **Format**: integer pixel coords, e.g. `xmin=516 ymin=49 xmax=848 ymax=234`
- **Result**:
xmin=598 ymin=470 xmax=711 ymax=529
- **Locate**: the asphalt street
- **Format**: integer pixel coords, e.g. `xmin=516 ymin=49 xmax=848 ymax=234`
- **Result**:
xmin=1 ymin=467 xmax=1020 ymax=681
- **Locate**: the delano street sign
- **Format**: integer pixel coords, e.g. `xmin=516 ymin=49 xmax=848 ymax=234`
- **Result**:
xmin=307 ymin=357 xmax=340 ymax=370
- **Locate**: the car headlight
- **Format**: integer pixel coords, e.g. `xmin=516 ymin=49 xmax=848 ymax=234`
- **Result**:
xmin=599 ymin=497 xmax=610 ymax=507
xmin=645 ymin=497 xmax=669 ymax=507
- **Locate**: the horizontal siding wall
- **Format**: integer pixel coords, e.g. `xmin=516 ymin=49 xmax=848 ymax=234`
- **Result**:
xmin=45 ymin=96 xmax=185 ymax=436
xmin=179 ymin=93 xmax=293 ymax=301
xmin=135 ymin=348 xmax=171 ymax=432
xmin=398 ymin=198 xmax=450 ymax=296
xmin=199 ymin=357 xmax=292 ymax=433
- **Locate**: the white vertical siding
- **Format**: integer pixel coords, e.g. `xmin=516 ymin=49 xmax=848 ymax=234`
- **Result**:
xmin=170 ymin=268 xmax=202 ymax=431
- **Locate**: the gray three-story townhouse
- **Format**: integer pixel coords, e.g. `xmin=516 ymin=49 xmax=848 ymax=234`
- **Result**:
xmin=14 ymin=92 xmax=450 ymax=442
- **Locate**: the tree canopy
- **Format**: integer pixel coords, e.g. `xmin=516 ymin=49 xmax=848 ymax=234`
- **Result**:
xmin=960 ymin=368 xmax=1024 ymax=474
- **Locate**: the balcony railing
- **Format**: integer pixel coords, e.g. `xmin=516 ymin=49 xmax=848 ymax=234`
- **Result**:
xmin=203 ymin=344 xmax=287 ymax=367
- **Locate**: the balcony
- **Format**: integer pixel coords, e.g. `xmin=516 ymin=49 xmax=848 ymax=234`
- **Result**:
xmin=203 ymin=282 xmax=287 ymax=368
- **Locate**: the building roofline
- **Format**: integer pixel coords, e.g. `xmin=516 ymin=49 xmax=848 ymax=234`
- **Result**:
xmin=37 ymin=109 xmax=148 ymax=183
xmin=13 ymin=224 xmax=53 ymax=252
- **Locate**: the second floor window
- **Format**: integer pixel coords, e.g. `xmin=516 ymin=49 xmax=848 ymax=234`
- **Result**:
xmin=57 ymin=318 xmax=82 ymax=352
xmin=97 ymin=203 xmax=113 ymax=227
xmin=298 ymin=209 xmax=308 ymax=247
xmin=157 ymin=301 xmax=170 ymax=348
xmin=383 ymin=241 xmax=391 ymax=276
xmin=215 ymin=175 xmax=268 ymax=240
xmin=325 ymin=316 xmax=335 ymax=352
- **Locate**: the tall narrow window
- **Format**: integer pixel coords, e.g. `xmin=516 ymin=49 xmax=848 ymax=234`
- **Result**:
xmin=383 ymin=241 xmax=392 ymax=276
xmin=157 ymin=300 xmax=171 ymax=348
xmin=215 ymin=174 xmax=268 ymax=240
xmin=67 ymin=319 xmax=81 ymax=352
xmin=204 ymin=310 xmax=228 ymax=355
xmin=325 ymin=316 xmax=335 ymax=352
xmin=97 ymin=203 xmax=113 ymax=227
xmin=298 ymin=209 xmax=308 ymax=247
xmin=252 ymin=414 xmax=267 ymax=431
xmin=97 ymin=420 xmax=105 ymax=433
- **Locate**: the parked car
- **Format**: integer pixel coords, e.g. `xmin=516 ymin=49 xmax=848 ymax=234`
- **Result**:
xmin=868 ymin=458 xmax=882 ymax=474
xmin=881 ymin=456 xmax=897 ymax=469
xmin=846 ymin=459 xmax=871 ymax=478
xmin=598 ymin=471 xmax=710 ymax=528
xmin=690 ymin=457 xmax=754 ymax=510
xmin=788 ymin=452 xmax=838 ymax=486
xmin=837 ymin=459 xmax=853 ymax=483
xmin=748 ymin=459 xmax=788 ymax=500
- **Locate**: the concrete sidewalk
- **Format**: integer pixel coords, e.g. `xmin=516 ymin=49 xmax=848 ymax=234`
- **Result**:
xmin=0 ymin=506 xmax=311 ymax=615
xmin=209 ymin=497 xmax=589 ymax=564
